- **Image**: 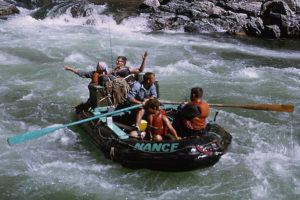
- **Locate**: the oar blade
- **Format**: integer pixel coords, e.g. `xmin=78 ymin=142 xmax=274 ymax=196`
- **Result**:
xmin=239 ymin=104 xmax=294 ymax=112
xmin=276 ymin=104 xmax=294 ymax=112
xmin=250 ymin=104 xmax=294 ymax=112
xmin=7 ymin=126 xmax=63 ymax=146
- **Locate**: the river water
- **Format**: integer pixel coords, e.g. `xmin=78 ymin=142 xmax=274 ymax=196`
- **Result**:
xmin=1 ymin=4 xmax=299 ymax=200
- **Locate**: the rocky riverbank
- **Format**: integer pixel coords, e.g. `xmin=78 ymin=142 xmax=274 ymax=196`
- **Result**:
xmin=139 ymin=0 xmax=300 ymax=38
xmin=1 ymin=0 xmax=299 ymax=39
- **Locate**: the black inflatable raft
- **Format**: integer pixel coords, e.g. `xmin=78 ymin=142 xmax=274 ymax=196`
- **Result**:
xmin=75 ymin=102 xmax=232 ymax=172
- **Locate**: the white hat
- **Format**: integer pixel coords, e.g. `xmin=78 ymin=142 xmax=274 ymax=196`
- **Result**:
xmin=97 ymin=62 xmax=108 ymax=72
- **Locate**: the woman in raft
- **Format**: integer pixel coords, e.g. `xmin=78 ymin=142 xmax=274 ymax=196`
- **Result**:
xmin=64 ymin=62 xmax=108 ymax=85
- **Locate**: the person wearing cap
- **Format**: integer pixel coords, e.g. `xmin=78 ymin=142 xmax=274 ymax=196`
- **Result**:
xmin=64 ymin=62 xmax=109 ymax=86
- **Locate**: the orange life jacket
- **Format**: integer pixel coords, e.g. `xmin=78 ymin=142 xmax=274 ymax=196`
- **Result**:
xmin=147 ymin=109 xmax=168 ymax=136
xmin=185 ymin=99 xmax=210 ymax=130
xmin=92 ymin=72 xmax=99 ymax=84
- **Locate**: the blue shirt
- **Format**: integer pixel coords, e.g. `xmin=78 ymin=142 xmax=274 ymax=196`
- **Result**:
xmin=128 ymin=81 xmax=157 ymax=102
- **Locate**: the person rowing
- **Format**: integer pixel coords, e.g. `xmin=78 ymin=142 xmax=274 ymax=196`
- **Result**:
xmin=174 ymin=87 xmax=210 ymax=137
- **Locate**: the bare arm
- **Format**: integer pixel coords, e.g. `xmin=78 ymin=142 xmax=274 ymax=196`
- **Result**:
xmin=64 ymin=65 xmax=78 ymax=73
xmin=163 ymin=115 xmax=181 ymax=140
xmin=130 ymin=98 xmax=143 ymax=105
xmin=129 ymin=51 xmax=147 ymax=74
xmin=146 ymin=114 xmax=153 ymax=139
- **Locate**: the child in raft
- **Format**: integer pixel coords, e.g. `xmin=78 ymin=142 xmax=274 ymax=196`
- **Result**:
xmin=129 ymin=99 xmax=181 ymax=141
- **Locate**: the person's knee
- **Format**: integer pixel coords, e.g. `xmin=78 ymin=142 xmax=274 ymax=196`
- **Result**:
xmin=129 ymin=130 xmax=145 ymax=139
xmin=154 ymin=134 xmax=162 ymax=142
xmin=139 ymin=109 xmax=145 ymax=115
xmin=129 ymin=130 xmax=138 ymax=137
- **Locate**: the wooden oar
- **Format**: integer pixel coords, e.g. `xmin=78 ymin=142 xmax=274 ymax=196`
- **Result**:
xmin=159 ymin=100 xmax=294 ymax=113
xmin=7 ymin=104 xmax=142 ymax=146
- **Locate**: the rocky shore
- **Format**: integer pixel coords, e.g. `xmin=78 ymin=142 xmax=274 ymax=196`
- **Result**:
xmin=1 ymin=0 xmax=299 ymax=39
xmin=139 ymin=0 xmax=300 ymax=38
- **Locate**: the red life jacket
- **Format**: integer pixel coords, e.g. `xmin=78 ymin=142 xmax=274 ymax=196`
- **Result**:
xmin=92 ymin=72 xmax=99 ymax=83
xmin=147 ymin=109 xmax=168 ymax=136
xmin=185 ymin=98 xmax=210 ymax=130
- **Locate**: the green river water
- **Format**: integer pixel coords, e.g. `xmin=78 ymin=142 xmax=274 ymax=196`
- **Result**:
xmin=0 ymin=3 xmax=299 ymax=200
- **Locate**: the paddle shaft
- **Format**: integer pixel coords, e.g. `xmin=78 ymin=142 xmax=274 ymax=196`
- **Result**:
xmin=8 ymin=104 xmax=142 ymax=146
xmin=159 ymin=100 xmax=294 ymax=112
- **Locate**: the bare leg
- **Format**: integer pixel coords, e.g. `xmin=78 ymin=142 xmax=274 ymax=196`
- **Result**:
xmin=154 ymin=135 xmax=162 ymax=142
xmin=135 ymin=108 xmax=145 ymax=127
xmin=129 ymin=130 xmax=138 ymax=137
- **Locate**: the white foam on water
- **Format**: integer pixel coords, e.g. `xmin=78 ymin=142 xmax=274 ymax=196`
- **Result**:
xmin=14 ymin=79 xmax=35 ymax=86
xmin=22 ymin=160 xmax=115 ymax=192
xmin=153 ymin=59 xmax=213 ymax=76
xmin=294 ymin=178 xmax=300 ymax=196
xmin=29 ymin=160 xmax=112 ymax=174
xmin=156 ymin=188 xmax=186 ymax=200
xmin=94 ymin=14 xmax=150 ymax=33
xmin=0 ymin=51 xmax=28 ymax=65
xmin=120 ymin=16 xmax=151 ymax=32
xmin=283 ymin=67 xmax=300 ymax=75
xmin=218 ymin=152 xmax=240 ymax=166
xmin=17 ymin=91 xmax=34 ymax=101
xmin=201 ymin=59 xmax=226 ymax=69
xmin=247 ymin=147 xmax=296 ymax=198
xmin=64 ymin=52 xmax=88 ymax=63
xmin=0 ymin=86 xmax=9 ymax=94
xmin=35 ymin=4 xmax=107 ymax=27
xmin=6 ymin=3 xmax=150 ymax=42
xmin=152 ymin=64 xmax=182 ymax=76
xmin=251 ymin=178 xmax=269 ymax=199
xmin=293 ymin=144 xmax=300 ymax=162
xmin=45 ymin=124 xmax=78 ymax=146
xmin=235 ymin=67 xmax=260 ymax=79
xmin=189 ymin=38 xmax=300 ymax=60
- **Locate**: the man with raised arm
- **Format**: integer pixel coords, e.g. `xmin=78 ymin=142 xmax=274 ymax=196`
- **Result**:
xmin=109 ymin=51 xmax=148 ymax=86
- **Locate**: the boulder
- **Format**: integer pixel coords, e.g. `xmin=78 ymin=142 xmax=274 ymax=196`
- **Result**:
xmin=70 ymin=1 xmax=93 ymax=18
xmin=260 ymin=0 xmax=295 ymax=24
xmin=244 ymin=17 xmax=264 ymax=37
xmin=0 ymin=0 xmax=19 ymax=16
xmin=260 ymin=0 xmax=299 ymax=38
xmin=144 ymin=0 xmax=160 ymax=8
xmin=262 ymin=24 xmax=281 ymax=38
xmin=207 ymin=6 xmax=226 ymax=18
xmin=36 ymin=0 xmax=53 ymax=7
xmin=138 ymin=0 xmax=160 ymax=13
